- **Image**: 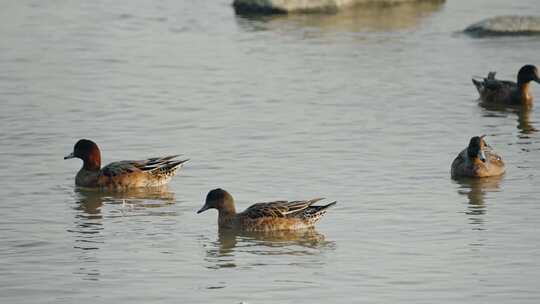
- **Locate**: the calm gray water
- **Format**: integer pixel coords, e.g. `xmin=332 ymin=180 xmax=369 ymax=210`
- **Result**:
xmin=1 ymin=0 xmax=540 ymax=303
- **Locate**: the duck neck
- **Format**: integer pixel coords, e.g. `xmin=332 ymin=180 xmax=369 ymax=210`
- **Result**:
xmin=218 ymin=200 xmax=236 ymax=218
xmin=517 ymin=81 xmax=532 ymax=104
xmin=217 ymin=200 xmax=236 ymax=228
xmin=82 ymin=154 xmax=101 ymax=171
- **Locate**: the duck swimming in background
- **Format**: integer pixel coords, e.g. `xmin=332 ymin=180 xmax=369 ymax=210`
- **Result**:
xmin=64 ymin=139 xmax=188 ymax=190
xmin=472 ymin=64 xmax=540 ymax=106
xmin=451 ymin=135 xmax=505 ymax=178
xmin=197 ymin=188 xmax=336 ymax=231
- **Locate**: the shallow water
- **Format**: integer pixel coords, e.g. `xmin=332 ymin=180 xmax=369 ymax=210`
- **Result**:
xmin=1 ymin=0 xmax=540 ymax=303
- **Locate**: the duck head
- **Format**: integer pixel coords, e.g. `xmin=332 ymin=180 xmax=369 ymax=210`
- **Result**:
xmin=64 ymin=139 xmax=101 ymax=171
xmin=467 ymin=135 xmax=487 ymax=163
xmin=517 ymin=65 xmax=540 ymax=85
xmin=198 ymin=188 xmax=236 ymax=214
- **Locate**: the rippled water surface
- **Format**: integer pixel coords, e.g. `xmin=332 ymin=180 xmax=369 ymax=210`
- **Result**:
xmin=1 ymin=0 xmax=540 ymax=303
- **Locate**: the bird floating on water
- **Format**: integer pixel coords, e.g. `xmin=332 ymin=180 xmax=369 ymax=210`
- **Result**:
xmin=451 ymin=135 xmax=505 ymax=178
xmin=64 ymin=139 xmax=187 ymax=190
xmin=472 ymin=64 xmax=540 ymax=105
xmin=197 ymin=188 xmax=336 ymax=231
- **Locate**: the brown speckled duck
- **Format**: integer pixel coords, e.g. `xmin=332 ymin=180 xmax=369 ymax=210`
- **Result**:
xmin=64 ymin=139 xmax=188 ymax=190
xmin=197 ymin=188 xmax=336 ymax=231
xmin=472 ymin=64 xmax=540 ymax=106
xmin=451 ymin=136 xmax=505 ymax=178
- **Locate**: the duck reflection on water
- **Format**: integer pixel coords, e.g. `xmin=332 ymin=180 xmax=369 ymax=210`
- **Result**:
xmin=76 ymin=186 xmax=175 ymax=213
xmin=69 ymin=186 xmax=176 ymax=249
xmin=479 ymin=100 xmax=538 ymax=136
xmin=205 ymin=228 xmax=335 ymax=269
xmin=68 ymin=187 xmax=177 ymax=280
xmin=455 ymin=176 xmax=502 ymax=228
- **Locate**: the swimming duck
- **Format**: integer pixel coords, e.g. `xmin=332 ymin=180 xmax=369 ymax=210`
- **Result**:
xmin=64 ymin=139 xmax=188 ymax=190
xmin=197 ymin=188 xmax=336 ymax=231
xmin=472 ymin=64 xmax=540 ymax=105
xmin=451 ymin=136 xmax=505 ymax=178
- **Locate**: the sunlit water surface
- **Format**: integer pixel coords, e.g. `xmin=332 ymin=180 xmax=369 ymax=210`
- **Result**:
xmin=1 ymin=0 xmax=540 ymax=303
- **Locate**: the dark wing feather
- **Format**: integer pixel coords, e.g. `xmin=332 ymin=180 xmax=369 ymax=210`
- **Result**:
xmin=101 ymin=161 xmax=141 ymax=176
xmin=101 ymin=155 xmax=187 ymax=176
xmin=473 ymin=71 xmax=517 ymax=93
xmin=482 ymin=71 xmax=516 ymax=90
xmin=301 ymin=201 xmax=337 ymax=218
xmin=484 ymin=79 xmax=516 ymax=91
xmin=241 ymin=198 xmax=325 ymax=219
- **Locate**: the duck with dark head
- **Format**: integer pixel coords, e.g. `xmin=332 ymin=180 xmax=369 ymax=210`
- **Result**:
xmin=197 ymin=188 xmax=336 ymax=231
xmin=451 ymin=135 xmax=505 ymax=178
xmin=64 ymin=139 xmax=188 ymax=190
xmin=472 ymin=64 xmax=540 ymax=106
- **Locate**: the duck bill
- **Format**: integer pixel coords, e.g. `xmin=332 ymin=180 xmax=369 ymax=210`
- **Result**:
xmin=197 ymin=205 xmax=210 ymax=214
xmin=478 ymin=150 xmax=487 ymax=163
xmin=64 ymin=152 xmax=75 ymax=160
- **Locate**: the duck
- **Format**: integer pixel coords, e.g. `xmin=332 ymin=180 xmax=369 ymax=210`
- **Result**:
xmin=64 ymin=139 xmax=188 ymax=190
xmin=451 ymin=135 xmax=505 ymax=178
xmin=472 ymin=64 xmax=540 ymax=105
xmin=197 ymin=188 xmax=336 ymax=231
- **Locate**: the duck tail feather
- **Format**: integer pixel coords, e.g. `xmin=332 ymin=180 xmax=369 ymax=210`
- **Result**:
xmin=162 ymin=159 xmax=189 ymax=170
xmin=147 ymin=159 xmax=188 ymax=173
xmin=472 ymin=78 xmax=483 ymax=91
xmin=321 ymin=201 xmax=337 ymax=209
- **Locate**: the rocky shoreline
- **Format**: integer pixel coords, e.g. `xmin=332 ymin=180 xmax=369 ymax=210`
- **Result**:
xmin=464 ymin=15 xmax=540 ymax=36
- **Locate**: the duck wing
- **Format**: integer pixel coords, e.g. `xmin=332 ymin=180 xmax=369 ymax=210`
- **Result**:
xmin=101 ymin=155 xmax=188 ymax=177
xmin=484 ymin=144 xmax=504 ymax=166
xmin=484 ymin=79 xmax=517 ymax=91
xmin=473 ymin=71 xmax=517 ymax=93
xmin=241 ymin=198 xmax=326 ymax=219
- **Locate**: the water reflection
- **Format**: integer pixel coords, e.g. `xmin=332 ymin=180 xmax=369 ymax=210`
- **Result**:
xmin=72 ymin=187 xmax=176 ymax=221
xmin=235 ymin=1 xmax=445 ymax=33
xmin=455 ymin=176 xmax=502 ymax=229
xmin=205 ymin=228 xmax=335 ymax=269
xmin=68 ymin=187 xmax=175 ymax=280
xmin=479 ymin=101 xmax=537 ymax=135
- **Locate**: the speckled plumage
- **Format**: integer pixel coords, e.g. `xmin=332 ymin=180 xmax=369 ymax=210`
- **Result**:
xmin=198 ymin=189 xmax=336 ymax=231
xmin=65 ymin=139 xmax=187 ymax=190
xmin=451 ymin=136 xmax=505 ymax=178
